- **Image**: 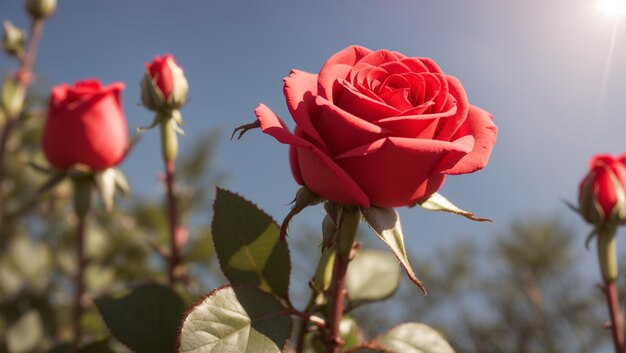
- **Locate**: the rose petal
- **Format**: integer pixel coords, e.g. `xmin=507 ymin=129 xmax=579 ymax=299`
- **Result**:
xmin=335 ymin=79 xmax=399 ymax=120
xmin=351 ymin=65 xmax=386 ymax=91
xmin=418 ymin=57 xmax=445 ymax=76
xmin=289 ymin=140 xmax=304 ymax=185
xmin=377 ymin=103 xmax=457 ymax=122
xmin=379 ymin=88 xmax=413 ymax=111
xmin=379 ymin=61 xmax=412 ymax=75
xmin=318 ymin=46 xmax=372 ymax=100
xmin=434 ymin=75 xmax=469 ymax=140
xmin=283 ymin=69 xmax=327 ymax=150
xmin=334 ymin=136 xmax=468 ymax=207
xmin=377 ymin=118 xmax=439 ymax=139
xmin=437 ymin=105 xmax=497 ymax=175
xmin=399 ymin=58 xmax=430 ymax=73
xmin=335 ymin=135 xmax=473 ymax=160
xmin=357 ymin=49 xmax=403 ymax=66
xmin=314 ymin=96 xmax=391 ymax=156
xmin=254 ymin=104 xmax=370 ymax=207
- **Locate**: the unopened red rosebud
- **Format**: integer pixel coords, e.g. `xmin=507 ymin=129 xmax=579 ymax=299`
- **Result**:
xmin=578 ymin=154 xmax=626 ymax=226
xmin=141 ymin=54 xmax=188 ymax=111
xmin=25 ymin=0 xmax=57 ymax=20
xmin=42 ymin=80 xmax=128 ymax=171
xmin=2 ymin=21 xmax=25 ymax=57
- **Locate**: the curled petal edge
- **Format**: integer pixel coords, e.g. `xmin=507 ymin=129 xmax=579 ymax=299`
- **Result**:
xmin=254 ymin=104 xmax=370 ymax=207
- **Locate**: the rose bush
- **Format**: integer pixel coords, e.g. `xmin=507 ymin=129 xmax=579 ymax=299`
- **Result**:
xmin=579 ymin=154 xmax=626 ymax=224
xmin=255 ymin=45 xmax=497 ymax=208
xmin=42 ymin=79 xmax=127 ymax=170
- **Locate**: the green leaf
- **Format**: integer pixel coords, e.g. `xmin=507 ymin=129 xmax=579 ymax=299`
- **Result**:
xmin=7 ymin=310 xmax=44 ymax=353
xmin=418 ymin=192 xmax=491 ymax=222
xmin=178 ymin=285 xmax=292 ymax=353
xmin=95 ymin=283 xmax=186 ymax=353
xmin=373 ymin=323 xmax=454 ymax=353
xmin=360 ymin=207 xmax=426 ymax=295
xmin=346 ymin=249 xmax=400 ymax=305
xmin=212 ymin=187 xmax=291 ymax=299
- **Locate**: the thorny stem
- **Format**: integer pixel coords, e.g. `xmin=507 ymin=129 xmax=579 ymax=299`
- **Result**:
xmin=325 ymin=207 xmax=360 ymax=353
xmin=0 ymin=19 xmax=45 ymax=232
xmin=73 ymin=215 xmax=87 ymax=353
xmin=327 ymin=252 xmax=349 ymax=353
xmin=604 ymin=281 xmax=624 ymax=353
xmin=165 ymin=159 xmax=179 ymax=287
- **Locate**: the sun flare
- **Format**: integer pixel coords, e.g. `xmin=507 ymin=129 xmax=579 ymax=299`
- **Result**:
xmin=598 ymin=0 xmax=626 ymax=17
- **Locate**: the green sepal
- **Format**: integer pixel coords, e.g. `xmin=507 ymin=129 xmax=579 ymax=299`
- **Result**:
xmin=361 ymin=206 xmax=426 ymax=295
xmin=417 ymin=192 xmax=492 ymax=222
xmin=1 ymin=76 xmax=26 ymax=117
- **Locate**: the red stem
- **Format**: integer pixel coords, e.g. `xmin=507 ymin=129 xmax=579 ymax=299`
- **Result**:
xmin=165 ymin=160 xmax=179 ymax=287
xmin=72 ymin=215 xmax=87 ymax=353
xmin=18 ymin=19 xmax=44 ymax=86
xmin=605 ymin=281 xmax=624 ymax=353
xmin=326 ymin=249 xmax=350 ymax=353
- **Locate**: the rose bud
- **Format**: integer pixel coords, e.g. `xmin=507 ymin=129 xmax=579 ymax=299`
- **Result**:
xmin=42 ymin=80 xmax=128 ymax=171
xmin=2 ymin=21 xmax=25 ymax=57
xmin=254 ymin=45 xmax=497 ymax=208
xmin=578 ymin=154 xmax=626 ymax=225
xmin=141 ymin=54 xmax=188 ymax=111
xmin=25 ymin=0 xmax=57 ymax=20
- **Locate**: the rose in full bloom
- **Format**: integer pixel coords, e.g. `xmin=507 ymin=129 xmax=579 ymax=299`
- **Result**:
xmin=141 ymin=54 xmax=188 ymax=111
xmin=42 ymin=80 xmax=128 ymax=170
xmin=255 ymin=45 xmax=497 ymax=208
xmin=578 ymin=154 xmax=626 ymax=225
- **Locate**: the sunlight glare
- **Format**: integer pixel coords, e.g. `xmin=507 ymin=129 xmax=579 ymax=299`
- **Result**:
xmin=598 ymin=0 xmax=626 ymax=17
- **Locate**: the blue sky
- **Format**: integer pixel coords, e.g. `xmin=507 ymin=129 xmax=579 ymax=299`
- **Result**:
xmin=2 ymin=0 xmax=626 ymax=280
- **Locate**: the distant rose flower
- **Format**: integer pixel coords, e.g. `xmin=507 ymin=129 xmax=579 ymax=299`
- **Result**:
xmin=42 ymin=80 xmax=128 ymax=170
xmin=141 ymin=54 xmax=188 ymax=111
xmin=579 ymin=154 xmax=626 ymax=224
xmin=255 ymin=45 xmax=497 ymax=208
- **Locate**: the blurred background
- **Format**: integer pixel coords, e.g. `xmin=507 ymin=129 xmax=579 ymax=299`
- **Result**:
xmin=1 ymin=0 xmax=626 ymax=352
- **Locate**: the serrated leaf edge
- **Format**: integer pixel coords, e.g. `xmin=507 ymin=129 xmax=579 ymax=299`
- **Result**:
xmin=211 ymin=187 xmax=292 ymax=301
xmin=176 ymin=284 xmax=293 ymax=353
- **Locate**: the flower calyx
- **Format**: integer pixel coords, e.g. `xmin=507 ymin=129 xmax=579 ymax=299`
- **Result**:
xmin=2 ymin=21 xmax=26 ymax=58
xmin=25 ymin=0 xmax=57 ymax=20
xmin=279 ymin=186 xmax=323 ymax=238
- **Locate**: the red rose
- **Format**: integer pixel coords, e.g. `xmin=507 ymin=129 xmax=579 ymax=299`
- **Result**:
xmin=578 ymin=154 xmax=626 ymax=224
xmin=42 ymin=80 xmax=128 ymax=170
xmin=141 ymin=54 xmax=188 ymax=111
xmin=255 ymin=45 xmax=497 ymax=208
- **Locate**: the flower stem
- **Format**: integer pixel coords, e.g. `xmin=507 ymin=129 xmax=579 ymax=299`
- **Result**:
xmin=325 ymin=207 xmax=360 ymax=353
xmin=597 ymin=226 xmax=624 ymax=353
xmin=71 ymin=178 xmax=91 ymax=353
xmin=165 ymin=159 xmax=179 ymax=287
xmin=604 ymin=281 xmax=624 ymax=353
xmin=73 ymin=214 xmax=86 ymax=353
